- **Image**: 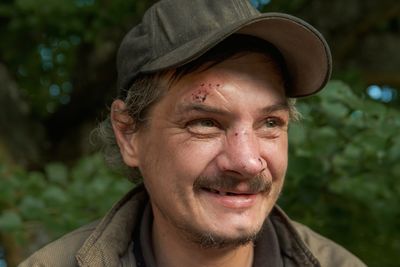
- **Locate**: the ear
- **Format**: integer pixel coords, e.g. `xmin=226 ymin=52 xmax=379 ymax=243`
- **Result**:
xmin=111 ymin=100 xmax=140 ymax=167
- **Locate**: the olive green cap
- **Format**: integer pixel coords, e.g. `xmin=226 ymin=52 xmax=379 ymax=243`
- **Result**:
xmin=117 ymin=0 xmax=332 ymax=97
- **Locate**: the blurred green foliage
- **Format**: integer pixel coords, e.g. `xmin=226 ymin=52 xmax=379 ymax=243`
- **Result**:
xmin=0 ymin=154 xmax=131 ymax=243
xmin=282 ymin=80 xmax=400 ymax=267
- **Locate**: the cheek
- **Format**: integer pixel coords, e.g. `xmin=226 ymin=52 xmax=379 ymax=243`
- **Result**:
xmin=261 ymin=137 xmax=288 ymax=177
xmin=169 ymin=139 xmax=223 ymax=178
xmin=140 ymin=133 xmax=223 ymax=185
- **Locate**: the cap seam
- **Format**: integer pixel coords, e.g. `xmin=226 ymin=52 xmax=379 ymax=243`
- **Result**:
xmin=233 ymin=0 xmax=250 ymax=18
xmin=148 ymin=6 xmax=157 ymax=66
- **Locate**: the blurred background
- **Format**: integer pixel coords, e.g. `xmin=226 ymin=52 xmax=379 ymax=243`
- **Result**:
xmin=0 ymin=0 xmax=399 ymax=266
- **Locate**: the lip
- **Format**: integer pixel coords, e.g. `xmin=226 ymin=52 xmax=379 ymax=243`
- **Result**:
xmin=200 ymin=188 xmax=259 ymax=209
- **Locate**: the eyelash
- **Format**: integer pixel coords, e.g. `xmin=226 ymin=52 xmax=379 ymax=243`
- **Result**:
xmin=193 ymin=118 xmax=219 ymax=127
xmin=264 ymin=117 xmax=286 ymax=128
xmin=184 ymin=118 xmax=222 ymax=137
xmin=186 ymin=118 xmax=220 ymax=129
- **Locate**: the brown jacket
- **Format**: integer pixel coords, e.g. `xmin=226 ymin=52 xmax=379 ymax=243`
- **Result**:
xmin=19 ymin=186 xmax=366 ymax=267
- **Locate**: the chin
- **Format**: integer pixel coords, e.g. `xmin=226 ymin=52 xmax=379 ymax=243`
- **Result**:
xmin=192 ymin=227 xmax=261 ymax=249
xmin=179 ymin=218 xmax=264 ymax=249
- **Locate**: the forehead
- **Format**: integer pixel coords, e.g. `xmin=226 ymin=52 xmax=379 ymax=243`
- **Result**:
xmin=159 ymin=53 xmax=287 ymax=109
xmin=171 ymin=53 xmax=284 ymax=92
xmin=170 ymin=49 xmax=284 ymax=84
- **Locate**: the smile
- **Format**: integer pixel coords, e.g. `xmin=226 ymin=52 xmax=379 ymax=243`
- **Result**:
xmin=203 ymin=187 xmax=256 ymax=196
xmin=200 ymin=187 xmax=260 ymax=209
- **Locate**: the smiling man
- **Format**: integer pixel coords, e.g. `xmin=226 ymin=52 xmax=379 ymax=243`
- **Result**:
xmin=20 ymin=0 xmax=366 ymax=267
xmin=121 ymin=50 xmax=290 ymax=254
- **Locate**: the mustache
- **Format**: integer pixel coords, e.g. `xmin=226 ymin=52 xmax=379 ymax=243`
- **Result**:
xmin=193 ymin=173 xmax=272 ymax=194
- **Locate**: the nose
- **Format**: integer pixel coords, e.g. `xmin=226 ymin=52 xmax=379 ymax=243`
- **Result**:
xmin=216 ymin=129 xmax=266 ymax=178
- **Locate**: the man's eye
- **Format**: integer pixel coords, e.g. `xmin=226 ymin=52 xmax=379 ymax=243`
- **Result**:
xmin=259 ymin=117 xmax=288 ymax=138
xmin=186 ymin=119 xmax=221 ymax=135
xmin=265 ymin=118 xmax=280 ymax=128
xmin=197 ymin=119 xmax=217 ymax=127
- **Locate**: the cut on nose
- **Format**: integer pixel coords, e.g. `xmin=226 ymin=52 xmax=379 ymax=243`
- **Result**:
xmin=216 ymin=131 xmax=266 ymax=177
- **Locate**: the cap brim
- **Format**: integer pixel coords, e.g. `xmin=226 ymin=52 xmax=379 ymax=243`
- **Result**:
xmin=141 ymin=13 xmax=332 ymax=98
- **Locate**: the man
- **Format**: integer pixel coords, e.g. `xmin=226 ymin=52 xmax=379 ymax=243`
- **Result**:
xmin=21 ymin=0 xmax=366 ymax=266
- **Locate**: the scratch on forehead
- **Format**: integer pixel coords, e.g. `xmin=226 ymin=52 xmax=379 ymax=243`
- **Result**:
xmin=190 ymin=82 xmax=221 ymax=103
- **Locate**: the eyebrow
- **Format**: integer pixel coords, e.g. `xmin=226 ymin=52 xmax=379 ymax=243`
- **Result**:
xmin=177 ymin=103 xmax=230 ymax=116
xmin=176 ymin=102 xmax=290 ymax=116
xmin=260 ymin=103 xmax=290 ymax=114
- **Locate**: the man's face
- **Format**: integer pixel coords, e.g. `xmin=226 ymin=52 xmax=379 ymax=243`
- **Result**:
xmin=132 ymin=53 xmax=289 ymax=247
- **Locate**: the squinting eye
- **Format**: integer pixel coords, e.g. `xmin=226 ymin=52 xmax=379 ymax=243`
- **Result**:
xmin=186 ymin=119 xmax=221 ymax=136
xmin=265 ymin=118 xmax=279 ymax=128
xmin=197 ymin=119 xmax=217 ymax=127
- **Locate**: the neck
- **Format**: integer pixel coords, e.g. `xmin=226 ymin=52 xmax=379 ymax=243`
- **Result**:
xmin=151 ymin=215 xmax=254 ymax=267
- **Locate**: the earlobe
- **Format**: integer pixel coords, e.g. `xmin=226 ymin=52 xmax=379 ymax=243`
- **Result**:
xmin=111 ymin=100 xmax=140 ymax=167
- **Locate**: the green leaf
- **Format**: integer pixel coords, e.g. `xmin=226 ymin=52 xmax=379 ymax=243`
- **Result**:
xmin=288 ymin=123 xmax=306 ymax=145
xmin=42 ymin=185 xmax=68 ymax=204
xmin=320 ymin=101 xmax=349 ymax=119
xmin=45 ymin=163 xmax=68 ymax=185
xmin=19 ymin=195 xmax=45 ymax=219
xmin=0 ymin=210 xmax=22 ymax=231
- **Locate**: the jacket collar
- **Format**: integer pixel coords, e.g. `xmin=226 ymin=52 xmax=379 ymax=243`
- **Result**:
xmin=76 ymin=185 xmax=147 ymax=266
xmin=270 ymin=206 xmax=320 ymax=266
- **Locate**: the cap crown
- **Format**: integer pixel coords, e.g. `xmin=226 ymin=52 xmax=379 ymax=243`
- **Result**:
xmin=117 ymin=0 xmax=261 ymax=93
